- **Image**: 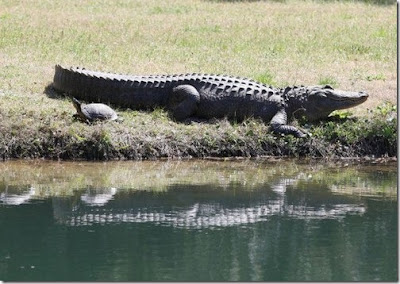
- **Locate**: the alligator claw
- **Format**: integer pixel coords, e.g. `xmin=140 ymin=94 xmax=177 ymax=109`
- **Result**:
xmin=295 ymin=131 xmax=307 ymax=138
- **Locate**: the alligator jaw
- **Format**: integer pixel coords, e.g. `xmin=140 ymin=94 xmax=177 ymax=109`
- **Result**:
xmin=303 ymin=87 xmax=369 ymax=121
xmin=328 ymin=90 xmax=369 ymax=110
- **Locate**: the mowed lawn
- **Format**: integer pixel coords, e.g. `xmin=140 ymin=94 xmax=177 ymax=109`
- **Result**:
xmin=0 ymin=0 xmax=396 ymax=108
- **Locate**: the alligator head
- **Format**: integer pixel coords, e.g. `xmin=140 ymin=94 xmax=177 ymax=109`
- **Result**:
xmin=294 ymin=85 xmax=369 ymax=121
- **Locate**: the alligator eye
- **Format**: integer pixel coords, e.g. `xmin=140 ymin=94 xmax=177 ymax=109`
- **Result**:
xmin=310 ymin=90 xmax=327 ymax=98
xmin=323 ymin=85 xmax=333 ymax=90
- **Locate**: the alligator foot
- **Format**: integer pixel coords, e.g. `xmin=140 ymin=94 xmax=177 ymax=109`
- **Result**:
xmin=272 ymin=125 xmax=308 ymax=138
xmin=270 ymin=109 xmax=308 ymax=138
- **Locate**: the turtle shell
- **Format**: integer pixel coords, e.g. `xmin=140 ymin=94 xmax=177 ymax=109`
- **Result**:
xmin=81 ymin=103 xmax=118 ymax=121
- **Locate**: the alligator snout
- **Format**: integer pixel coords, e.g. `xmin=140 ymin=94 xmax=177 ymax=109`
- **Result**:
xmin=357 ymin=91 xmax=369 ymax=102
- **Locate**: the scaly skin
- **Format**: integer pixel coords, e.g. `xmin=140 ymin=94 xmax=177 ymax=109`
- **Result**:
xmin=53 ymin=65 xmax=369 ymax=137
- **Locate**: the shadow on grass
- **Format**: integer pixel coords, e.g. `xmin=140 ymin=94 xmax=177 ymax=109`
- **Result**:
xmin=44 ymin=83 xmax=67 ymax=100
xmin=42 ymin=82 xmax=211 ymax=125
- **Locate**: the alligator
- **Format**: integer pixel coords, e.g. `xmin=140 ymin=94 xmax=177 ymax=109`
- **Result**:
xmin=52 ymin=65 xmax=369 ymax=137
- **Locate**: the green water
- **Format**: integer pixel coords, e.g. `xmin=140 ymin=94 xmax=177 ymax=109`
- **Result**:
xmin=0 ymin=160 xmax=397 ymax=281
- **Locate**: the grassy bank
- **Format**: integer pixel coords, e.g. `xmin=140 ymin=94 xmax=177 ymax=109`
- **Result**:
xmin=0 ymin=0 xmax=397 ymax=160
xmin=0 ymin=91 xmax=396 ymax=160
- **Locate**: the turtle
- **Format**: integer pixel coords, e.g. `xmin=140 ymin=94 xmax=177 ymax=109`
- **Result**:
xmin=72 ymin=97 xmax=119 ymax=122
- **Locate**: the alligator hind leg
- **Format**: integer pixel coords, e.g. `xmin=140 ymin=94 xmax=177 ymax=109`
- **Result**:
xmin=167 ymin=85 xmax=200 ymax=121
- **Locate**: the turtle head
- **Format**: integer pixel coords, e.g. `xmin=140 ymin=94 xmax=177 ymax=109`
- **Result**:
xmin=72 ymin=97 xmax=82 ymax=112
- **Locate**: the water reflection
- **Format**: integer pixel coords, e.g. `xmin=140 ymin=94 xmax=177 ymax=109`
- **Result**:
xmin=80 ymin=187 xmax=117 ymax=206
xmin=51 ymin=177 xmax=367 ymax=229
xmin=0 ymin=186 xmax=36 ymax=205
xmin=0 ymin=160 xmax=395 ymax=229
xmin=0 ymin=160 xmax=396 ymax=198
xmin=0 ymin=160 xmax=397 ymax=281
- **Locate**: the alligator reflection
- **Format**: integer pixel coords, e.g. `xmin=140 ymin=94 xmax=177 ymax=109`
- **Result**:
xmin=0 ymin=186 xmax=36 ymax=205
xmin=80 ymin=187 xmax=117 ymax=206
xmin=0 ymin=160 xmax=395 ymax=230
xmin=52 ymin=176 xmax=366 ymax=229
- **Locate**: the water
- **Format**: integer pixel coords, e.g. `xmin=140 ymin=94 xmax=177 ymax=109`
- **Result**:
xmin=0 ymin=160 xmax=397 ymax=281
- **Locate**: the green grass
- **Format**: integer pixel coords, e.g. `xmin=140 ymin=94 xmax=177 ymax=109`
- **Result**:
xmin=0 ymin=0 xmax=396 ymax=160
xmin=318 ymin=77 xmax=339 ymax=88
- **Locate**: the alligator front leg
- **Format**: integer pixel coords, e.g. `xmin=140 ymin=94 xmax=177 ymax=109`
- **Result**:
xmin=270 ymin=109 xmax=307 ymax=138
xmin=167 ymin=85 xmax=200 ymax=121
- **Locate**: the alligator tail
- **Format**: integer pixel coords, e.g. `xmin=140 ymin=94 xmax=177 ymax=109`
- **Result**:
xmin=53 ymin=65 xmax=117 ymax=105
xmin=52 ymin=65 xmax=169 ymax=109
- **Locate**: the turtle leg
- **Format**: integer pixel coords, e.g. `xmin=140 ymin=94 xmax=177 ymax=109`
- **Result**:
xmin=270 ymin=109 xmax=307 ymax=138
xmin=167 ymin=85 xmax=200 ymax=121
xmin=72 ymin=113 xmax=91 ymax=124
